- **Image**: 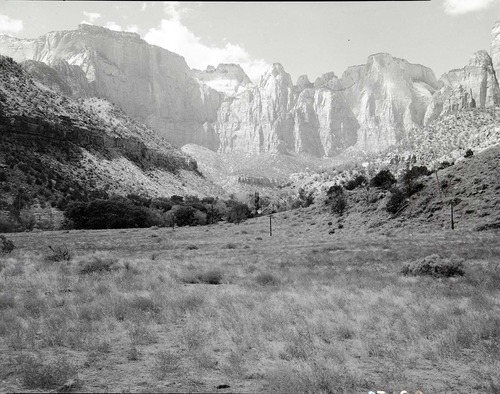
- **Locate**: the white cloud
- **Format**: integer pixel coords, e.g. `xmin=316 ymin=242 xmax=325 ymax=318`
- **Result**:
xmin=443 ymin=0 xmax=497 ymax=15
xmin=126 ymin=25 xmax=139 ymax=33
xmin=0 ymin=14 xmax=23 ymax=35
xmin=144 ymin=17 xmax=270 ymax=82
xmin=163 ymin=1 xmax=189 ymax=21
xmin=83 ymin=11 xmax=101 ymax=23
xmin=105 ymin=22 xmax=123 ymax=32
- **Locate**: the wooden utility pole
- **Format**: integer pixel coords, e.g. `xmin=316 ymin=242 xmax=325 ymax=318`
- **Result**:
xmin=269 ymin=214 xmax=273 ymax=237
xmin=450 ymin=201 xmax=455 ymax=230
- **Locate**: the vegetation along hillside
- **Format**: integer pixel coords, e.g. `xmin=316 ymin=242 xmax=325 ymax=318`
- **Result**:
xmin=0 ymin=55 xmax=225 ymax=230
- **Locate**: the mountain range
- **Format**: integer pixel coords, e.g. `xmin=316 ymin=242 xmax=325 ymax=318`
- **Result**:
xmin=0 ymin=21 xmax=499 ymax=209
xmin=1 ymin=22 xmax=499 ymax=159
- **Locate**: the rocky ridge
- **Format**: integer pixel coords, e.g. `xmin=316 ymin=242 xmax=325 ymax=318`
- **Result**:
xmin=0 ymin=55 xmax=222 ymax=201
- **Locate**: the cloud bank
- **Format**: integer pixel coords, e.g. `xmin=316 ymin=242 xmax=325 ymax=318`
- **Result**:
xmin=144 ymin=3 xmax=269 ymax=83
xmin=0 ymin=14 xmax=23 ymax=35
xmin=443 ymin=0 xmax=497 ymax=15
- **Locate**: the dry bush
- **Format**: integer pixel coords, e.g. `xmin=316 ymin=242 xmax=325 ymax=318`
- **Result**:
xmin=45 ymin=244 xmax=72 ymax=262
xmin=255 ymin=272 xmax=281 ymax=286
xmin=0 ymin=292 xmax=15 ymax=309
xmin=79 ymin=253 xmax=119 ymax=274
xmin=401 ymin=254 xmax=465 ymax=278
xmin=180 ymin=269 xmax=223 ymax=285
xmin=0 ymin=235 xmax=15 ymax=254
xmin=15 ymin=352 xmax=78 ymax=390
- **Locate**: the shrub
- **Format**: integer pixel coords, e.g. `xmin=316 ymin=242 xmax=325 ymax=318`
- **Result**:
xmin=344 ymin=174 xmax=367 ymax=191
xmin=438 ymin=161 xmax=453 ymax=170
xmin=401 ymin=254 xmax=465 ymax=278
xmin=226 ymin=202 xmax=251 ymax=224
xmin=79 ymin=254 xmax=119 ymax=274
xmin=0 ymin=235 xmax=15 ymax=254
xmin=0 ymin=292 xmax=15 ymax=309
xmin=370 ymin=169 xmax=396 ymax=189
xmin=45 ymin=244 xmax=72 ymax=262
xmin=464 ymin=149 xmax=474 ymax=158
xmin=402 ymin=166 xmax=429 ymax=196
xmin=326 ymin=185 xmax=347 ymax=215
xmin=255 ymin=272 xmax=281 ymax=286
xmin=15 ymin=353 xmax=77 ymax=389
xmin=0 ymin=214 xmax=18 ymax=233
xmin=386 ymin=187 xmax=406 ymax=215
xmin=181 ymin=269 xmax=223 ymax=285
xmin=223 ymin=242 xmax=238 ymax=249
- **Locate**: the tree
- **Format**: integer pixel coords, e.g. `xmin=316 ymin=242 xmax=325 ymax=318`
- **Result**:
xmin=370 ymin=169 xmax=396 ymax=190
xmin=402 ymin=165 xmax=429 ymax=196
xmin=326 ymin=185 xmax=347 ymax=215
xmin=386 ymin=187 xmax=406 ymax=215
xmin=226 ymin=202 xmax=251 ymax=224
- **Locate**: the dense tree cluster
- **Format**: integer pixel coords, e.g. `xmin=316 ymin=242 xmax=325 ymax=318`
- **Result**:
xmin=63 ymin=193 xmax=254 ymax=230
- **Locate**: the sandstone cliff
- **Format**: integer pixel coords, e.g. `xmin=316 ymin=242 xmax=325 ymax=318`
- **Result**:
xmin=193 ymin=64 xmax=251 ymax=96
xmin=0 ymin=24 xmax=222 ymax=149
xmin=2 ymin=21 xmax=500 ymax=160
xmin=491 ymin=20 xmax=500 ymax=80
xmin=425 ymin=50 xmax=500 ymax=124
xmin=341 ymin=53 xmax=440 ymax=152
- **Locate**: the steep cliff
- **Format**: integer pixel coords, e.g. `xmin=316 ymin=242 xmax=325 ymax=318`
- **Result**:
xmin=214 ymin=64 xmax=359 ymax=157
xmin=0 ymin=24 xmax=222 ymax=149
xmin=341 ymin=53 xmax=440 ymax=152
xmin=491 ymin=20 xmax=500 ymax=80
xmin=0 ymin=55 xmax=221 ymax=200
xmin=425 ymin=50 xmax=500 ymax=124
xmin=193 ymin=64 xmax=251 ymax=96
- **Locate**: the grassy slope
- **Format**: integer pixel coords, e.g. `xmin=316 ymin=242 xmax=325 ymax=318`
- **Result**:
xmin=0 ymin=215 xmax=499 ymax=393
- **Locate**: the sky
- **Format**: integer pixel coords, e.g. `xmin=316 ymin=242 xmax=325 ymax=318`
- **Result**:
xmin=0 ymin=1 xmax=499 ymax=83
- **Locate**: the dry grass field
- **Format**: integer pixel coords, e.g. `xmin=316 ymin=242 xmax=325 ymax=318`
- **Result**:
xmin=1 ymin=208 xmax=499 ymax=393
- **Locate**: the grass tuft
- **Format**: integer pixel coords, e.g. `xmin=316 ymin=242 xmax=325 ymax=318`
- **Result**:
xmin=401 ymin=254 xmax=465 ymax=278
xmin=79 ymin=253 xmax=119 ymax=274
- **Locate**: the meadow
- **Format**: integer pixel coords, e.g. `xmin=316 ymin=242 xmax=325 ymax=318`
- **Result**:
xmin=1 ymin=207 xmax=499 ymax=393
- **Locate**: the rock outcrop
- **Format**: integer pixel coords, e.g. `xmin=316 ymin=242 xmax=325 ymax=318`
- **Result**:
xmin=425 ymin=50 xmax=500 ymax=124
xmin=193 ymin=64 xmax=251 ymax=96
xmin=341 ymin=53 xmax=440 ymax=152
xmin=491 ymin=21 xmax=500 ymax=80
xmin=214 ymin=64 xmax=359 ymax=156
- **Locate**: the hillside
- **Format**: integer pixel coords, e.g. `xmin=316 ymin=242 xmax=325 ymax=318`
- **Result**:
xmin=282 ymin=142 xmax=499 ymax=236
xmin=0 ymin=55 xmax=224 ymax=229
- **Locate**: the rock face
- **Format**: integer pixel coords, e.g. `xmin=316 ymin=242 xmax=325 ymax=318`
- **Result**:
xmin=341 ymin=53 xmax=440 ymax=152
xmin=492 ymin=21 xmax=500 ymax=80
xmin=214 ymin=64 xmax=359 ymax=156
xmin=0 ymin=24 xmax=222 ymax=150
xmin=193 ymin=64 xmax=251 ymax=96
xmin=425 ymin=50 xmax=500 ymax=124
xmin=2 ymin=21 xmax=500 ymax=158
